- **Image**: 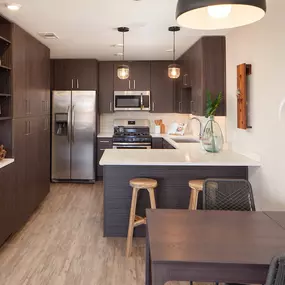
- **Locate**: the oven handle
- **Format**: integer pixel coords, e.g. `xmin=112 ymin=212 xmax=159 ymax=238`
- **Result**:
xmin=113 ymin=142 xmax=151 ymax=146
xmin=113 ymin=145 xmax=151 ymax=149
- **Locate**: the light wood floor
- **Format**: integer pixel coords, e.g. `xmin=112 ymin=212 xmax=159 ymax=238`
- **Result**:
xmin=0 ymin=182 xmax=193 ymax=285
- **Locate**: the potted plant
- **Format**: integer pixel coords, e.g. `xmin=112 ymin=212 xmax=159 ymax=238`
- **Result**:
xmin=201 ymin=91 xmax=224 ymax=153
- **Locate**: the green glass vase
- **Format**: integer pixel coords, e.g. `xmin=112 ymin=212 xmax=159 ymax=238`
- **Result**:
xmin=201 ymin=116 xmax=224 ymax=153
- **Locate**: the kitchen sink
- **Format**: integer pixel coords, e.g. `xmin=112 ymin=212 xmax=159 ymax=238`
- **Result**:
xmin=172 ymin=138 xmax=200 ymax=143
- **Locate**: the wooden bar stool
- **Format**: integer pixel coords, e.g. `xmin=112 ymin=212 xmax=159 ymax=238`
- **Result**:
xmin=188 ymin=180 xmax=204 ymax=210
xmin=126 ymin=178 xmax=158 ymax=257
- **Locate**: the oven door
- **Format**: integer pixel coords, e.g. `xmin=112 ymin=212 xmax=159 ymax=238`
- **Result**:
xmin=114 ymin=91 xmax=150 ymax=111
xmin=113 ymin=142 xmax=151 ymax=149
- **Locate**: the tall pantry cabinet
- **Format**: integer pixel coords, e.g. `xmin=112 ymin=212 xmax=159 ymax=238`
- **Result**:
xmin=13 ymin=24 xmax=51 ymax=225
xmin=0 ymin=18 xmax=51 ymax=246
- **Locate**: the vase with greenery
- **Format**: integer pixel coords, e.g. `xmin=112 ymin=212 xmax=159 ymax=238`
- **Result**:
xmin=201 ymin=91 xmax=224 ymax=153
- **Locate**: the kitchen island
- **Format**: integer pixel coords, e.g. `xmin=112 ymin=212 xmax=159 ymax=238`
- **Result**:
xmin=100 ymin=136 xmax=260 ymax=237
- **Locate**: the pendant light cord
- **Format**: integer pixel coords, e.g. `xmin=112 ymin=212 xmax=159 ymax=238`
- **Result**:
xmin=173 ymin=31 xmax=175 ymax=62
xmin=122 ymin=31 xmax=125 ymax=62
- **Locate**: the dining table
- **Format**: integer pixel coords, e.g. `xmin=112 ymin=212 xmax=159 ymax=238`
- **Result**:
xmin=145 ymin=209 xmax=285 ymax=285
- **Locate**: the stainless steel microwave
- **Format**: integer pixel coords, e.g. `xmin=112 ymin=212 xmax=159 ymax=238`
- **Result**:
xmin=114 ymin=91 xmax=150 ymax=111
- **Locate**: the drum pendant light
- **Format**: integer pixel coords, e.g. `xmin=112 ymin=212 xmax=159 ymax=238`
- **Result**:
xmin=117 ymin=27 xmax=130 ymax=80
xmin=176 ymin=0 xmax=267 ymax=30
xmin=168 ymin=26 xmax=181 ymax=79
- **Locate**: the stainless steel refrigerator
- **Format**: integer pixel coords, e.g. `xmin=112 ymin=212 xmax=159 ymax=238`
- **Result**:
xmin=52 ymin=91 xmax=96 ymax=182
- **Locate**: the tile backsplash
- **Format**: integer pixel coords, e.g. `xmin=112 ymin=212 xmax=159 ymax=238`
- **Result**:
xmin=100 ymin=112 xmax=227 ymax=141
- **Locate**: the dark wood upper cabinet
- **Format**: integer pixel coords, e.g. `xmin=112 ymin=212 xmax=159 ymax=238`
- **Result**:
xmin=52 ymin=59 xmax=74 ymax=90
xmin=52 ymin=59 xmax=98 ymax=91
xmin=12 ymin=25 xmax=50 ymax=118
xmin=181 ymin=49 xmax=191 ymax=88
xmin=174 ymin=56 xmax=191 ymax=114
xmin=130 ymin=62 xmax=151 ymax=90
xmin=12 ymin=25 xmax=26 ymax=118
xmin=191 ymin=36 xmax=226 ymax=116
xmin=72 ymin=59 xmax=98 ymax=90
xmin=150 ymin=61 xmax=174 ymax=113
xmin=176 ymin=36 xmax=226 ymax=116
xmin=114 ymin=61 xmax=151 ymax=91
xmin=99 ymin=62 xmax=114 ymax=113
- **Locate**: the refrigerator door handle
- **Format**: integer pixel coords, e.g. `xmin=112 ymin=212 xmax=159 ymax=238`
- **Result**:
xmin=71 ymin=105 xmax=75 ymax=143
xmin=67 ymin=105 xmax=71 ymax=143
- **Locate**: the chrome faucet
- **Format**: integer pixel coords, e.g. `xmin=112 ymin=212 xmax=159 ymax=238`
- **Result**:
xmin=190 ymin=117 xmax=203 ymax=140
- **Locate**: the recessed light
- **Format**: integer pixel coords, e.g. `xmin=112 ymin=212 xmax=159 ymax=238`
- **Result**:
xmin=6 ymin=3 xmax=22 ymax=11
xmin=111 ymin=44 xmax=124 ymax=48
xmin=114 ymin=53 xmax=123 ymax=56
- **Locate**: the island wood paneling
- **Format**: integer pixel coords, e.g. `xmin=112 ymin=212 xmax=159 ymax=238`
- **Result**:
xmin=103 ymin=165 xmax=248 ymax=237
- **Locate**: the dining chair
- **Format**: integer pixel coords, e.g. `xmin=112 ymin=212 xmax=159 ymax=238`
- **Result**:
xmin=203 ymin=179 xmax=255 ymax=285
xmin=265 ymin=254 xmax=285 ymax=285
xmin=203 ymin=178 xmax=255 ymax=211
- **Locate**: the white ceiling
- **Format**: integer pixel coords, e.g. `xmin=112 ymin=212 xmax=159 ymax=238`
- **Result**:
xmin=0 ymin=0 xmax=228 ymax=60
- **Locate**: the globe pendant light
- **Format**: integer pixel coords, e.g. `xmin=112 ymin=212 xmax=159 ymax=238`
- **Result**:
xmin=168 ymin=26 xmax=181 ymax=79
xmin=117 ymin=27 xmax=130 ymax=80
xmin=176 ymin=0 xmax=267 ymax=30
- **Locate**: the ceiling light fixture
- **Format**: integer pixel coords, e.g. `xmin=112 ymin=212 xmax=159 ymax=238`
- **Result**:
xmin=117 ymin=27 xmax=130 ymax=80
xmin=176 ymin=0 xmax=267 ymax=30
xmin=6 ymin=3 xmax=21 ymax=11
xmin=168 ymin=26 xmax=180 ymax=79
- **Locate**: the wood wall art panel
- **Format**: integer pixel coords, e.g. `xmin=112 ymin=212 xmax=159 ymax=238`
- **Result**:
xmin=237 ymin=63 xmax=252 ymax=129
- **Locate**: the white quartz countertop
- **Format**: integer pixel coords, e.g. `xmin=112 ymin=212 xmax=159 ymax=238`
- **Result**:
xmin=100 ymin=135 xmax=261 ymax=167
xmin=0 ymin=158 xmax=14 ymax=170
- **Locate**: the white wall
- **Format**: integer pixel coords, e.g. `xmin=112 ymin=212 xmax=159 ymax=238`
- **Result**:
xmin=226 ymin=0 xmax=285 ymax=210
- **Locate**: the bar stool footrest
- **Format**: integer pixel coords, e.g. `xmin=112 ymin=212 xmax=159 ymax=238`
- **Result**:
xmin=134 ymin=215 xmax=146 ymax=227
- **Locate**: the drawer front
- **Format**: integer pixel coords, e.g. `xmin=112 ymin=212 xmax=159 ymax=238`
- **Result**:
xmin=97 ymin=137 xmax=113 ymax=177
xmin=98 ymin=138 xmax=113 ymax=149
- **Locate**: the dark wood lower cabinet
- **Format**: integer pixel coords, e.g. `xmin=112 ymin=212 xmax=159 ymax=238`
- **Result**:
xmin=3 ymin=116 xmax=51 ymax=245
xmin=0 ymin=162 xmax=15 ymax=245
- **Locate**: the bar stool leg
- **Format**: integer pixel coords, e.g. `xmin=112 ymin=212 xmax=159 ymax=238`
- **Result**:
xmin=147 ymin=188 xmax=156 ymax=209
xmin=189 ymin=188 xmax=199 ymax=210
xmin=126 ymin=188 xmax=138 ymax=257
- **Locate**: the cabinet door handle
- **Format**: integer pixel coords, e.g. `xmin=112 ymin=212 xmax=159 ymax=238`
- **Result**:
xmin=152 ymin=102 xmax=155 ymax=112
xmin=77 ymin=79 xmax=79 ymax=89
xmin=128 ymin=80 xmax=131 ymax=90
xmin=179 ymin=102 xmax=182 ymax=113
xmin=42 ymin=100 xmax=45 ymax=113
xmin=100 ymin=149 xmax=107 ymax=151
xmin=190 ymin=101 xmax=194 ymax=113
xmin=28 ymin=121 xmax=31 ymax=135
xmin=29 ymin=100 xmax=31 ymax=114
xmin=25 ymin=121 xmax=29 ymax=135
xmin=72 ymin=79 xmax=74 ymax=89
xmin=185 ymin=74 xmax=188 ymax=86
xmin=46 ymin=101 xmax=49 ymax=113
xmin=133 ymin=80 xmax=136 ymax=90
xmin=25 ymin=99 xmax=29 ymax=115
xmin=100 ymin=140 xmax=110 ymax=143
xmin=109 ymin=101 xmax=113 ymax=112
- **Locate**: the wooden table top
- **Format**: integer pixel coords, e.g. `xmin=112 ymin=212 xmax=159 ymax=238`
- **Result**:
xmin=265 ymin=211 xmax=285 ymax=230
xmin=146 ymin=209 xmax=285 ymax=266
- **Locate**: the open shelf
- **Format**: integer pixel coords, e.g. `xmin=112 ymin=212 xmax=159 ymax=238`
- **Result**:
xmin=0 ymin=65 xmax=11 ymax=71
xmin=0 ymin=117 xmax=12 ymax=121
xmin=0 ymin=93 xmax=11 ymax=97
xmin=0 ymin=36 xmax=11 ymax=57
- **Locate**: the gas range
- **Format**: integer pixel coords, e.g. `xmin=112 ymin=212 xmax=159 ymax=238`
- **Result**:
xmin=112 ymin=119 xmax=152 ymax=149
